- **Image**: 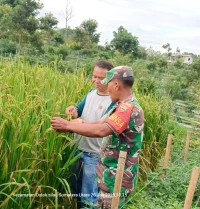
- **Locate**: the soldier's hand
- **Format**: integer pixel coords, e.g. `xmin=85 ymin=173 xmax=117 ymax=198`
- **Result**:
xmin=71 ymin=118 xmax=83 ymax=124
xmin=51 ymin=117 xmax=69 ymax=132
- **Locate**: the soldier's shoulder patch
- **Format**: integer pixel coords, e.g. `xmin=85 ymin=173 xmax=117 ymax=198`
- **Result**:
xmin=118 ymin=103 xmax=134 ymax=112
xmin=119 ymin=104 xmax=128 ymax=112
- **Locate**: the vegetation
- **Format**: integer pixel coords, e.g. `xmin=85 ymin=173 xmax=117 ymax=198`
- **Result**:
xmin=126 ymin=136 xmax=200 ymax=209
xmin=0 ymin=0 xmax=199 ymax=208
xmin=0 ymin=57 xmax=186 ymax=208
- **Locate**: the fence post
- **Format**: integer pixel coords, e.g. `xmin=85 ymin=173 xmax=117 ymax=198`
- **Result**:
xmin=184 ymin=166 xmax=200 ymax=209
xmin=184 ymin=131 xmax=191 ymax=163
xmin=162 ymin=134 xmax=173 ymax=179
xmin=111 ymin=151 xmax=127 ymax=209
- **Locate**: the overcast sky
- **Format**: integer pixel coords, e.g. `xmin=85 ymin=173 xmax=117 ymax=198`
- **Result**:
xmin=40 ymin=0 xmax=200 ymax=54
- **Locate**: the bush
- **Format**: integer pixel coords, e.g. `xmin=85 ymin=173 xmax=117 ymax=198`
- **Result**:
xmin=157 ymin=58 xmax=168 ymax=68
xmin=137 ymin=77 xmax=157 ymax=94
xmin=174 ymin=59 xmax=183 ymax=69
xmin=56 ymin=44 xmax=70 ymax=59
xmin=146 ymin=58 xmax=167 ymax=72
xmin=164 ymin=80 xmax=182 ymax=99
xmin=146 ymin=61 xmax=157 ymax=71
xmin=191 ymin=59 xmax=200 ymax=77
xmin=110 ymin=50 xmax=132 ymax=66
xmin=0 ymin=39 xmax=18 ymax=54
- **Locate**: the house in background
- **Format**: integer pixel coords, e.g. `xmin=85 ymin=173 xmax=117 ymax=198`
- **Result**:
xmin=167 ymin=54 xmax=193 ymax=64
xmin=182 ymin=55 xmax=193 ymax=64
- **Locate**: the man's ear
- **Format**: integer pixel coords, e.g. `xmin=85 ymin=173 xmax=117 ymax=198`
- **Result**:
xmin=114 ymin=80 xmax=121 ymax=91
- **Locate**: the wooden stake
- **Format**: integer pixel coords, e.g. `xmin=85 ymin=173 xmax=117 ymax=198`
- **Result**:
xmin=163 ymin=134 xmax=173 ymax=168
xmin=184 ymin=131 xmax=191 ymax=163
xmin=198 ymin=167 xmax=200 ymax=207
xmin=111 ymin=151 xmax=127 ymax=209
xmin=162 ymin=134 xmax=173 ymax=179
xmin=184 ymin=166 xmax=200 ymax=209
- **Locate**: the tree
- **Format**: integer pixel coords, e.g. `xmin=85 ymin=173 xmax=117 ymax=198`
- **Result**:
xmin=80 ymin=19 xmax=100 ymax=43
xmin=0 ymin=4 xmax=12 ymax=38
xmin=111 ymin=26 xmax=139 ymax=58
xmin=74 ymin=19 xmax=100 ymax=48
xmin=0 ymin=0 xmax=18 ymax=7
xmin=40 ymin=13 xmax=58 ymax=31
xmin=39 ymin=12 xmax=58 ymax=43
xmin=74 ymin=27 xmax=90 ymax=47
xmin=63 ymin=0 xmax=73 ymax=33
xmin=138 ymin=46 xmax=147 ymax=59
xmin=0 ymin=0 xmax=59 ymax=54
xmin=176 ymin=47 xmax=181 ymax=58
xmin=0 ymin=38 xmax=18 ymax=54
xmin=58 ymin=27 xmax=75 ymax=43
xmin=162 ymin=43 xmax=172 ymax=59
xmin=0 ymin=0 xmax=43 ymax=53
xmin=146 ymin=46 xmax=162 ymax=60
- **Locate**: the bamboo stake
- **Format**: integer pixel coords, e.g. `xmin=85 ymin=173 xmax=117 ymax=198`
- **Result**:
xmin=198 ymin=190 xmax=200 ymax=207
xmin=163 ymin=134 xmax=173 ymax=168
xmin=111 ymin=151 xmax=127 ymax=209
xmin=162 ymin=134 xmax=173 ymax=179
xmin=198 ymin=168 xmax=200 ymax=207
xmin=184 ymin=166 xmax=200 ymax=209
xmin=184 ymin=131 xmax=191 ymax=163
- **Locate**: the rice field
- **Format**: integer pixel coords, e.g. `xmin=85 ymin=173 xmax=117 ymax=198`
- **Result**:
xmin=0 ymin=57 xmax=181 ymax=208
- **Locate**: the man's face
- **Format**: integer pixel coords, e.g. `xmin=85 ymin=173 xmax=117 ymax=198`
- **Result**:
xmin=92 ymin=66 xmax=108 ymax=92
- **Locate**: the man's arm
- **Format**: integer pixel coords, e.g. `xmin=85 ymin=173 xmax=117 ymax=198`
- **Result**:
xmin=80 ymin=119 xmax=102 ymax=124
xmin=66 ymin=92 xmax=89 ymax=119
xmin=75 ymin=95 xmax=87 ymax=117
xmin=51 ymin=117 xmax=112 ymax=137
xmin=70 ymin=118 xmax=102 ymax=124
xmin=75 ymin=89 xmax=95 ymax=117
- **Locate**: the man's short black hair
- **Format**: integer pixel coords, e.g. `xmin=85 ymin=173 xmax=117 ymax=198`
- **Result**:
xmin=120 ymin=76 xmax=134 ymax=87
xmin=94 ymin=60 xmax=114 ymax=71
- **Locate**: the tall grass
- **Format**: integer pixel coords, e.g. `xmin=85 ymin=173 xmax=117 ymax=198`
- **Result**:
xmin=0 ymin=58 xmax=182 ymax=208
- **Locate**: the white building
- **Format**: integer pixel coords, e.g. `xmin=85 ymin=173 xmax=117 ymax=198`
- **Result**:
xmin=168 ymin=54 xmax=193 ymax=64
xmin=182 ymin=55 xmax=193 ymax=64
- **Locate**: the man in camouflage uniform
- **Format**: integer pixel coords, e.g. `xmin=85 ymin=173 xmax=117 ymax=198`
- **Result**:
xmin=51 ymin=66 xmax=144 ymax=208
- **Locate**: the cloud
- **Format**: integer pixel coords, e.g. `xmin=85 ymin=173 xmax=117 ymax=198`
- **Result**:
xmin=39 ymin=0 xmax=200 ymax=54
xmin=138 ymin=25 xmax=156 ymax=31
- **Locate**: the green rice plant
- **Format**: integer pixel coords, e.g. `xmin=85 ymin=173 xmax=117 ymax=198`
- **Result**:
xmin=0 ymin=57 xmax=185 ymax=207
xmin=0 ymin=58 xmax=91 ymax=208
